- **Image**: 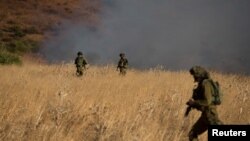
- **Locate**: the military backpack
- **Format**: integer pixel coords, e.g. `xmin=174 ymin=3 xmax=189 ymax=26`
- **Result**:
xmin=209 ymin=80 xmax=223 ymax=105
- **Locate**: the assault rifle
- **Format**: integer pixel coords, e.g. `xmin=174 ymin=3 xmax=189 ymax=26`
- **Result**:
xmin=184 ymin=99 xmax=196 ymax=117
xmin=184 ymin=105 xmax=192 ymax=117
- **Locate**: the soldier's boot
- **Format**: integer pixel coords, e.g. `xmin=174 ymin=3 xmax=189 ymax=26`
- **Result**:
xmin=211 ymin=119 xmax=223 ymax=125
xmin=189 ymin=130 xmax=199 ymax=141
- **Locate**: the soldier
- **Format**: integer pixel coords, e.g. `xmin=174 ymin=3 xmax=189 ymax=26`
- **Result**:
xmin=74 ymin=51 xmax=88 ymax=76
xmin=186 ymin=66 xmax=223 ymax=141
xmin=117 ymin=53 xmax=128 ymax=75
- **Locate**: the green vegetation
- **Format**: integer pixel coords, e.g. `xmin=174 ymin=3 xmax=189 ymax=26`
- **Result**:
xmin=6 ymin=25 xmax=26 ymax=38
xmin=6 ymin=40 xmax=39 ymax=54
xmin=0 ymin=24 xmax=40 ymax=65
xmin=0 ymin=50 xmax=22 ymax=65
xmin=0 ymin=40 xmax=39 ymax=65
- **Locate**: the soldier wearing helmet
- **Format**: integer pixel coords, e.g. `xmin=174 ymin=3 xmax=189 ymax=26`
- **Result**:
xmin=117 ymin=53 xmax=128 ymax=75
xmin=77 ymin=51 xmax=83 ymax=56
xmin=74 ymin=51 xmax=88 ymax=76
xmin=186 ymin=66 xmax=223 ymax=141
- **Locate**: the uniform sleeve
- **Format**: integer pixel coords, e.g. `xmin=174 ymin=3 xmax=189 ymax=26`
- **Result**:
xmin=124 ymin=59 xmax=128 ymax=67
xmin=117 ymin=60 xmax=121 ymax=67
xmin=83 ymin=58 xmax=88 ymax=65
xmin=194 ymin=80 xmax=213 ymax=107
xmin=74 ymin=58 xmax=77 ymax=65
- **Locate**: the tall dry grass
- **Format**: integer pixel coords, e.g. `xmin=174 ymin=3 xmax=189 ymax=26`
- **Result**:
xmin=0 ymin=62 xmax=249 ymax=141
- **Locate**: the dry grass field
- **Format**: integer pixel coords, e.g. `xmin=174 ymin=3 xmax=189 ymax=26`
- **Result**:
xmin=0 ymin=61 xmax=249 ymax=141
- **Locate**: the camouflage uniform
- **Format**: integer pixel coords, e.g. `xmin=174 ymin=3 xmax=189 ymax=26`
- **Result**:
xmin=75 ymin=52 xmax=88 ymax=76
xmin=187 ymin=66 xmax=223 ymax=141
xmin=117 ymin=53 xmax=128 ymax=75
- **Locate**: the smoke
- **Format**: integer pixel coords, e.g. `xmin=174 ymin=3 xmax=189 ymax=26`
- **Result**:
xmin=41 ymin=0 xmax=250 ymax=74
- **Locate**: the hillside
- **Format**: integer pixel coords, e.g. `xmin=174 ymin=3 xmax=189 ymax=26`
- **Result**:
xmin=0 ymin=0 xmax=100 ymax=64
xmin=0 ymin=63 xmax=249 ymax=141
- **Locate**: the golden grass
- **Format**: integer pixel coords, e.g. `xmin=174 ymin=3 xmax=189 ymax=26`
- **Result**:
xmin=0 ymin=62 xmax=249 ymax=141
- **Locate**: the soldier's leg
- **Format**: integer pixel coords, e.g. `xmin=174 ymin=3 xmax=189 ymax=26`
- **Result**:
xmin=79 ymin=67 xmax=83 ymax=76
xmin=207 ymin=108 xmax=223 ymax=125
xmin=119 ymin=68 xmax=123 ymax=75
xmin=76 ymin=67 xmax=80 ymax=75
xmin=119 ymin=68 xmax=122 ymax=74
xmin=189 ymin=116 xmax=208 ymax=141
xmin=76 ymin=66 xmax=83 ymax=76
xmin=120 ymin=68 xmax=126 ymax=75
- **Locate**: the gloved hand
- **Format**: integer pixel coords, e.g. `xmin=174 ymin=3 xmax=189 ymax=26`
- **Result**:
xmin=186 ymin=99 xmax=195 ymax=106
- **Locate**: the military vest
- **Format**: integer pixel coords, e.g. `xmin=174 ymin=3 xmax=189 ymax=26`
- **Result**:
xmin=75 ymin=56 xmax=86 ymax=67
xmin=118 ymin=58 xmax=128 ymax=68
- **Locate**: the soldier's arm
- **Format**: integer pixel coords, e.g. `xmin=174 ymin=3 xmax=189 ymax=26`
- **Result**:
xmin=125 ymin=59 xmax=128 ymax=67
xmin=83 ymin=58 xmax=88 ymax=65
xmin=117 ymin=60 xmax=121 ymax=68
xmin=184 ymin=106 xmax=192 ymax=117
xmin=74 ymin=58 xmax=77 ymax=65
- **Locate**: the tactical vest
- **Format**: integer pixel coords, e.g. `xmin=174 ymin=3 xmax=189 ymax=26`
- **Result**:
xmin=118 ymin=58 xmax=128 ymax=68
xmin=75 ymin=56 xmax=86 ymax=67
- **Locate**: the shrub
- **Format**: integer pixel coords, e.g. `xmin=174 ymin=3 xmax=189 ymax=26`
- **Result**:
xmin=6 ymin=40 xmax=39 ymax=54
xmin=7 ymin=25 xmax=26 ymax=38
xmin=0 ymin=51 xmax=22 ymax=65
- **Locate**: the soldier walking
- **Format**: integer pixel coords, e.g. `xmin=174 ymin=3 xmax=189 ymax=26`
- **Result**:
xmin=185 ymin=66 xmax=223 ymax=141
xmin=117 ymin=53 xmax=128 ymax=75
xmin=74 ymin=51 xmax=88 ymax=76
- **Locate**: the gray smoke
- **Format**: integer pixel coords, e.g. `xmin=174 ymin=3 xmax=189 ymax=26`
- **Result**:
xmin=41 ymin=0 xmax=250 ymax=75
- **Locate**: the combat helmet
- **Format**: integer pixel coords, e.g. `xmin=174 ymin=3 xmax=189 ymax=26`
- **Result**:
xmin=119 ymin=53 xmax=125 ymax=57
xmin=77 ymin=51 xmax=83 ymax=56
xmin=189 ymin=66 xmax=210 ymax=79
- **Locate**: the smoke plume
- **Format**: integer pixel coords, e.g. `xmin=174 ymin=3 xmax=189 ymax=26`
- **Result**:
xmin=41 ymin=0 xmax=250 ymax=75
